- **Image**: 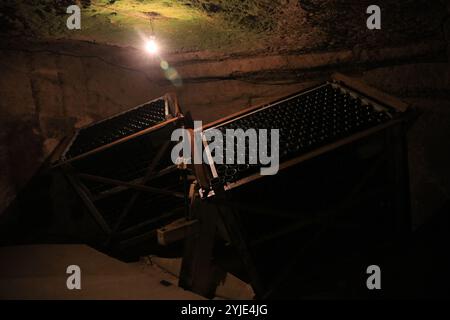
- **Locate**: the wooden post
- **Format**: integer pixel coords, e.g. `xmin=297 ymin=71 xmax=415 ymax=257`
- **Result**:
xmin=179 ymin=198 xmax=224 ymax=298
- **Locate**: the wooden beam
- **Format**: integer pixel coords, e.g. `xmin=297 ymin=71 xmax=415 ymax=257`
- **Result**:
xmin=64 ymin=168 xmax=112 ymax=235
xmin=157 ymin=218 xmax=199 ymax=246
xmin=92 ymin=165 xmax=179 ymax=201
xmin=77 ymin=173 xmax=184 ymax=199
xmin=108 ymin=141 xmax=174 ymax=239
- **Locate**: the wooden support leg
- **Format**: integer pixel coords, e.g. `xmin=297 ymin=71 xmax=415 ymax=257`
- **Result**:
xmin=179 ymin=198 xmax=224 ymax=298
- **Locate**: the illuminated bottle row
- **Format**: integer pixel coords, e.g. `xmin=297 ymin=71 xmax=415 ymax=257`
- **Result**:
xmin=211 ymin=84 xmax=392 ymax=184
xmin=66 ymin=99 xmax=166 ymax=158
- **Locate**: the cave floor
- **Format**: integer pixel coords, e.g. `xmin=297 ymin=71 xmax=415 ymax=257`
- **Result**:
xmin=0 ymin=244 xmax=204 ymax=300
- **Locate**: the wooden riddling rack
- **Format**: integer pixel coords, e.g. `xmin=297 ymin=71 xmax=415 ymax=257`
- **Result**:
xmin=51 ymin=74 xmax=414 ymax=298
xmin=53 ymin=94 xmax=190 ymax=250
xmin=179 ymin=74 xmax=414 ymax=299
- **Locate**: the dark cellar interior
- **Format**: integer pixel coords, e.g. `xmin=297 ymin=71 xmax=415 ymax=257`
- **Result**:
xmin=1 ymin=0 xmax=450 ymax=301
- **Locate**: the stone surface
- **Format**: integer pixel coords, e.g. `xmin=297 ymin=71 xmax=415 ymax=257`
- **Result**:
xmin=0 ymin=244 xmax=203 ymax=299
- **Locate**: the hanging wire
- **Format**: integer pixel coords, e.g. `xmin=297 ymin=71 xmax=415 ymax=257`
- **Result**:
xmin=149 ymin=16 xmax=155 ymax=37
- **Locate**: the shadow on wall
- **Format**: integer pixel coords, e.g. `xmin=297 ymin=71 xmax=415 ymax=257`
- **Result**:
xmin=0 ymin=116 xmax=44 ymax=214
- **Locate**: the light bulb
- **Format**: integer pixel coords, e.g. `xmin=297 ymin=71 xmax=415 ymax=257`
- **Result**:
xmin=145 ymin=38 xmax=159 ymax=55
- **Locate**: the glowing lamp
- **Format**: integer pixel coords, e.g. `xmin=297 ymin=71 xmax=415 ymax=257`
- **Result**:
xmin=145 ymin=37 xmax=159 ymax=55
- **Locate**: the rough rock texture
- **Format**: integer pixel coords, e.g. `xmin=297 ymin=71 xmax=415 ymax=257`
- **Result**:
xmin=0 ymin=1 xmax=447 ymax=53
xmin=183 ymin=0 xmax=447 ymax=53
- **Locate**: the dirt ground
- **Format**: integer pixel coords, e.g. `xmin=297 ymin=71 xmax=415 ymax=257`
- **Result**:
xmin=0 ymin=244 xmax=204 ymax=299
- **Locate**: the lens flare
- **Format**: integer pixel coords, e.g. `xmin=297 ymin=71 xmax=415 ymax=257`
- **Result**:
xmin=160 ymin=60 xmax=169 ymax=70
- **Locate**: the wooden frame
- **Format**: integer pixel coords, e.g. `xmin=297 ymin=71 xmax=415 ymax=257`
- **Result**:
xmin=53 ymin=93 xmax=183 ymax=166
xmin=198 ymin=74 xmax=411 ymax=194
xmin=54 ymin=94 xmax=189 ymax=249
xmin=180 ymin=74 xmax=414 ymax=299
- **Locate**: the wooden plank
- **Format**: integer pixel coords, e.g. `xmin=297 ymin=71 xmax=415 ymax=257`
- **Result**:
xmin=77 ymin=173 xmax=184 ymax=199
xmin=157 ymin=218 xmax=199 ymax=246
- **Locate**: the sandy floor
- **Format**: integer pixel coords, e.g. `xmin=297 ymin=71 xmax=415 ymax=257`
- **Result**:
xmin=0 ymin=244 xmax=203 ymax=300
